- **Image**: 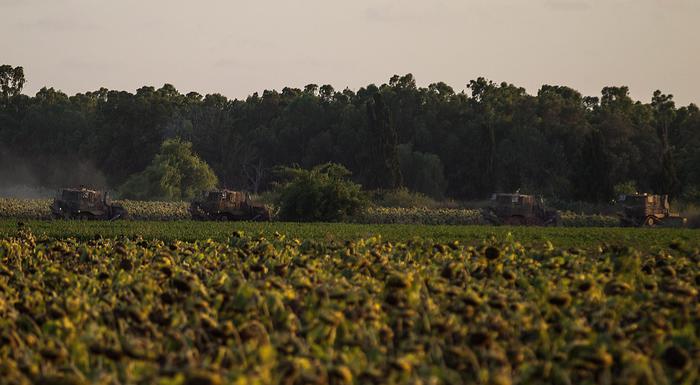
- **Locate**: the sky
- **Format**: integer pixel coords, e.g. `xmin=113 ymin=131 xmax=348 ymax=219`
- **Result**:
xmin=2 ymin=0 xmax=699 ymax=105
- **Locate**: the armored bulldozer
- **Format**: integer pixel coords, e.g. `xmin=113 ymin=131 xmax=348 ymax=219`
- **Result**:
xmin=485 ymin=193 xmax=560 ymax=226
xmin=618 ymin=193 xmax=687 ymax=227
xmin=190 ymin=189 xmax=271 ymax=221
xmin=51 ymin=188 xmax=128 ymax=220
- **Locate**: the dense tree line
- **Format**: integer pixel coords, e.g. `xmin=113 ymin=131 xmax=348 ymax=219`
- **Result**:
xmin=1 ymin=65 xmax=699 ymax=203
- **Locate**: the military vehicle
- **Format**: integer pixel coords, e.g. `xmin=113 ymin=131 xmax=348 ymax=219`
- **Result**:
xmin=189 ymin=189 xmax=271 ymax=221
xmin=485 ymin=193 xmax=560 ymax=226
xmin=51 ymin=188 xmax=128 ymax=220
xmin=617 ymin=193 xmax=687 ymax=227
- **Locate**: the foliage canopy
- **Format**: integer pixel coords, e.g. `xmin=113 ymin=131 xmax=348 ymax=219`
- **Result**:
xmin=2 ymin=67 xmax=700 ymax=204
xmin=119 ymin=138 xmax=218 ymax=201
xmin=274 ymin=163 xmax=367 ymax=222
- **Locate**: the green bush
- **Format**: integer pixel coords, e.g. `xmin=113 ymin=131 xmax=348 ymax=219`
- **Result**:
xmin=274 ymin=163 xmax=367 ymax=222
xmin=119 ymin=138 xmax=218 ymax=201
xmin=614 ymin=180 xmax=638 ymax=197
xmin=370 ymin=187 xmax=438 ymax=208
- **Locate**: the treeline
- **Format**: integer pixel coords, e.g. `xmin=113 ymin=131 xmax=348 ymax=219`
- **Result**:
xmin=1 ymin=65 xmax=699 ymax=203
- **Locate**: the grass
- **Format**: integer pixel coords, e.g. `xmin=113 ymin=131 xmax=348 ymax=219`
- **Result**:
xmin=1 ymin=219 xmax=698 ymax=251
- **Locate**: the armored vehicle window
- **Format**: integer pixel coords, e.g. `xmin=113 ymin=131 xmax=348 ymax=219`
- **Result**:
xmin=625 ymin=196 xmax=645 ymax=204
xmin=208 ymin=192 xmax=224 ymax=200
xmin=62 ymin=190 xmax=82 ymax=200
xmin=496 ymin=195 xmax=512 ymax=204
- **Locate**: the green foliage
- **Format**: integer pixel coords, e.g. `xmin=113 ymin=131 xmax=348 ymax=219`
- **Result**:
xmin=614 ymin=181 xmax=638 ymax=197
xmin=119 ymin=138 xmax=218 ymax=201
xmin=575 ymin=128 xmax=614 ymax=202
xmin=652 ymin=90 xmax=682 ymax=197
xmin=397 ymin=144 xmax=447 ymax=199
xmin=0 ymin=64 xmax=25 ymax=103
xmin=274 ymin=163 xmax=368 ymax=222
xmin=366 ymin=93 xmax=402 ymax=189
xmin=370 ymin=187 xmax=439 ymax=208
xmin=2 ymin=67 xmax=700 ymax=205
xmin=658 ymin=150 xmax=681 ymax=197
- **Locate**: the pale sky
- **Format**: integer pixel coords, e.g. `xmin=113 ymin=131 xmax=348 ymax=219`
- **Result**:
xmin=2 ymin=0 xmax=699 ymax=105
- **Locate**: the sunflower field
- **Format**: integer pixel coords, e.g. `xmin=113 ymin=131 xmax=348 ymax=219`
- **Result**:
xmin=1 ymin=224 xmax=700 ymax=385
xmin=0 ymin=198 xmax=620 ymax=227
xmin=0 ymin=199 xmax=190 ymax=221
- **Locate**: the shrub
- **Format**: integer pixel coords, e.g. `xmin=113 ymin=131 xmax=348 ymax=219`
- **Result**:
xmin=370 ymin=187 xmax=438 ymax=208
xmin=119 ymin=139 xmax=218 ymax=201
xmin=274 ymin=163 xmax=367 ymax=222
xmin=614 ymin=181 xmax=638 ymax=197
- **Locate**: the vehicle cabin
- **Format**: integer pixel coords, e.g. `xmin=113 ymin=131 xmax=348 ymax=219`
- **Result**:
xmin=618 ymin=193 xmax=670 ymax=214
xmin=190 ymin=189 xmax=270 ymax=221
xmin=205 ymin=190 xmax=247 ymax=206
xmin=51 ymin=187 xmax=127 ymax=220
xmin=487 ymin=193 xmax=559 ymax=226
xmin=61 ymin=188 xmax=108 ymax=208
xmin=491 ymin=193 xmax=541 ymax=216
xmin=617 ymin=193 xmax=685 ymax=227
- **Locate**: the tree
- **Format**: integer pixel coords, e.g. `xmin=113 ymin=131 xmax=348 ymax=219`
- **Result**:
xmin=535 ymin=85 xmax=590 ymax=198
xmin=3 ymin=68 xmax=699 ymax=205
xmin=651 ymin=90 xmax=681 ymax=197
xmin=574 ymin=128 xmax=614 ymax=202
xmin=274 ymin=163 xmax=367 ymax=222
xmin=0 ymin=65 xmax=25 ymax=103
xmin=466 ymin=78 xmax=533 ymax=197
xmin=673 ymin=104 xmax=700 ymax=202
xmin=119 ymin=138 xmax=218 ymax=201
xmin=397 ymin=144 xmax=447 ymax=199
xmin=592 ymin=86 xmax=659 ymax=196
xmin=366 ymin=93 xmax=402 ymax=189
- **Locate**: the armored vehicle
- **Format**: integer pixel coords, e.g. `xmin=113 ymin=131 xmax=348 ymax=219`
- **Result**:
xmin=190 ymin=189 xmax=271 ymax=221
xmin=486 ymin=193 xmax=560 ymax=226
xmin=51 ymin=188 xmax=128 ymax=220
xmin=618 ymin=193 xmax=686 ymax=227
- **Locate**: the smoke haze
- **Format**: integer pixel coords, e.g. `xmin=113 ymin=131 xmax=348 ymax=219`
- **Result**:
xmin=0 ymin=146 xmax=108 ymax=198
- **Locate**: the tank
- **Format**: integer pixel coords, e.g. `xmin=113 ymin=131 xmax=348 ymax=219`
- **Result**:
xmin=51 ymin=188 xmax=128 ymax=220
xmin=189 ymin=189 xmax=271 ymax=221
xmin=618 ymin=193 xmax=687 ymax=227
xmin=485 ymin=193 xmax=560 ymax=226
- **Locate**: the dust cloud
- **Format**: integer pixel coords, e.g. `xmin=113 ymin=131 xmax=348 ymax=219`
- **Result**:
xmin=0 ymin=146 xmax=109 ymax=198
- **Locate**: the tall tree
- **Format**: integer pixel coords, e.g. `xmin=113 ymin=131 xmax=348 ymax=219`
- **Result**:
xmin=575 ymin=128 xmax=614 ymax=202
xmin=0 ymin=65 xmax=25 ymax=105
xmin=651 ymin=90 xmax=681 ymax=197
xmin=366 ymin=93 xmax=402 ymax=189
